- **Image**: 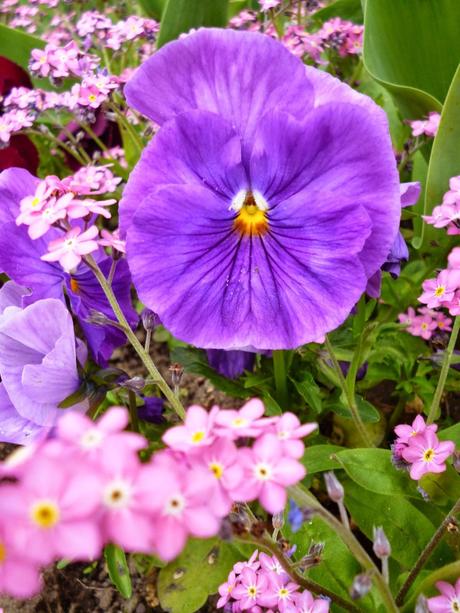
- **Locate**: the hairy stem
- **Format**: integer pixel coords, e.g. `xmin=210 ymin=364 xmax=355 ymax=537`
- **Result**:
xmin=127 ymin=389 xmax=140 ymax=433
xmin=396 ymin=496 xmax=460 ymax=605
xmin=290 ymin=485 xmax=399 ymax=613
xmin=325 ymin=335 xmax=372 ymax=447
xmin=85 ymin=255 xmax=186 ymax=420
xmin=427 ymin=315 xmax=460 ymax=424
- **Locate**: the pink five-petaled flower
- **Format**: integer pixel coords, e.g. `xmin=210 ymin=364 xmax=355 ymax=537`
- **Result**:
xmin=162 ymin=404 xmax=217 ymax=451
xmin=419 ymin=269 xmax=460 ymax=309
xmin=217 ymin=569 xmax=238 ymax=608
xmin=408 ymin=314 xmax=437 ymax=340
xmin=1 ymin=456 xmax=102 ymax=566
xmin=401 ymin=430 xmax=455 ymax=481
xmin=294 ymin=590 xmax=331 ymax=613
xmin=214 ymin=398 xmax=274 ymax=439
xmin=231 ymin=566 xmax=269 ymax=610
xmin=394 ymin=415 xmax=437 ymax=445
xmin=41 ymin=225 xmax=99 ymax=272
xmin=189 ymin=438 xmax=245 ymax=516
xmin=270 ymin=412 xmax=317 ymax=459
xmin=427 ymin=579 xmax=460 ymax=613
xmin=238 ymin=433 xmax=306 ymax=513
xmin=0 ymin=521 xmax=41 ymax=599
xmin=142 ymin=452 xmax=220 ymax=561
xmin=261 ymin=573 xmax=300 ymax=612
xmin=99 ymin=228 xmax=126 ymax=253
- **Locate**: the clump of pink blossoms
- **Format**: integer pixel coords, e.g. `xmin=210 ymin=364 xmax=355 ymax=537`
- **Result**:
xmin=217 ymin=550 xmax=330 ymax=612
xmin=409 ymin=112 xmax=441 ymax=138
xmin=399 ymin=306 xmax=452 ymax=340
xmin=393 ymin=415 xmax=455 ymax=481
xmin=0 ymin=401 xmax=316 ymax=598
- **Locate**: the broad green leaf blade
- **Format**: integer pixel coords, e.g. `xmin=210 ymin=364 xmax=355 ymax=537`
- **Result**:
xmin=104 ymin=544 xmax=132 ymax=599
xmin=157 ymin=0 xmax=229 ymax=48
xmin=344 ymin=480 xmax=453 ymax=568
xmin=301 ymin=444 xmax=343 ymax=473
xmin=363 ymin=0 xmax=460 ymax=117
xmin=0 ymin=24 xmax=44 ymax=71
xmin=157 ymin=538 xmax=241 ymax=613
xmin=335 ymin=448 xmax=418 ymax=497
xmin=137 ymin=0 xmax=166 ymax=19
xmin=312 ymin=0 xmax=363 ymax=25
xmin=438 ymin=422 xmax=460 ymax=446
xmin=289 ymin=372 xmax=322 ymax=414
xmin=423 ymin=64 xmax=460 ymax=248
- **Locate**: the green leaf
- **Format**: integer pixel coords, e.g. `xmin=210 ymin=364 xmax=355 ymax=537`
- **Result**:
xmin=104 ymin=544 xmax=132 ymax=599
xmin=312 ymin=0 xmax=363 ymax=25
xmin=157 ymin=538 xmax=241 ymax=613
xmin=301 ymin=444 xmax=343 ymax=473
xmin=289 ymin=372 xmax=322 ymax=414
xmin=170 ymin=346 xmax=250 ymax=398
xmin=423 ymin=64 xmax=460 ymax=248
xmin=344 ymin=480 xmax=452 ymax=568
xmin=157 ymin=0 xmax=229 ymax=48
xmin=332 ymin=395 xmax=380 ymax=423
xmin=137 ymin=0 xmax=166 ymax=18
xmin=335 ymin=448 xmax=418 ymax=497
xmin=419 ymin=466 xmax=460 ymax=505
xmin=438 ymin=422 xmax=460 ymax=446
xmin=261 ymin=391 xmax=282 ymax=416
xmin=0 ymin=24 xmax=44 ymax=71
xmin=363 ymin=0 xmax=460 ymax=117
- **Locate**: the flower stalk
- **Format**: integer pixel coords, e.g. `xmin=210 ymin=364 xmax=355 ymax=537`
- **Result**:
xmin=85 ymin=254 xmax=186 ymax=420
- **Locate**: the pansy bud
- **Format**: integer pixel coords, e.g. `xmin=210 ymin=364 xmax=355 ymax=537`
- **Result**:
xmin=372 ymin=526 xmax=391 ymax=559
xmin=350 ymin=573 xmax=372 ymax=600
xmin=120 ymin=375 xmax=145 ymax=393
xmin=324 ymin=471 xmax=344 ymax=503
xmin=141 ymin=307 xmax=160 ymax=331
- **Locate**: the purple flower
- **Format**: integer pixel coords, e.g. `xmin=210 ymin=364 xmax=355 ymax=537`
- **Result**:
xmin=0 ymin=167 xmax=138 ymax=364
xmin=207 ymin=349 xmax=255 ymax=379
xmin=0 ymin=282 xmax=87 ymax=444
xmin=121 ymin=29 xmax=400 ymax=349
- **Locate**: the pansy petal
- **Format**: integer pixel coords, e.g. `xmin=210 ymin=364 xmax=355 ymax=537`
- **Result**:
xmin=125 ymin=28 xmax=314 ymax=154
xmin=0 ymin=383 xmax=44 ymax=444
xmin=0 ymin=167 xmax=39 ymax=224
xmin=249 ymin=105 xmax=400 ymax=279
xmin=120 ymin=110 xmax=246 ymax=233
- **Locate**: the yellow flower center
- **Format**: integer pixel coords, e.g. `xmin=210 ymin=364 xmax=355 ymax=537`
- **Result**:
xmin=30 ymin=500 xmax=60 ymax=529
xmin=209 ymin=462 xmax=224 ymax=479
xmin=0 ymin=542 xmax=6 ymax=564
xmin=247 ymin=585 xmax=257 ymax=597
xmin=233 ymin=192 xmax=269 ymax=237
xmin=191 ymin=431 xmax=205 ymax=443
xmin=279 ymin=588 xmax=289 ymax=598
xmin=31 ymin=196 xmax=41 ymax=208
xmin=434 ymin=286 xmax=445 ymax=297
xmin=423 ymin=448 xmax=435 ymax=462
xmin=70 ymin=278 xmax=80 ymax=293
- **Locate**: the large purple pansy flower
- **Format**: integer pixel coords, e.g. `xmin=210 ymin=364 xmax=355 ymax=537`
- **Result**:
xmin=0 ymin=168 xmax=138 ymax=364
xmin=121 ymin=29 xmax=400 ymax=350
xmin=0 ymin=282 xmax=87 ymax=444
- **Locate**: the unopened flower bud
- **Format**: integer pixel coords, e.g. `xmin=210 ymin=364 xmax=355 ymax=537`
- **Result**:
xmin=169 ymin=363 xmax=184 ymax=388
xmin=350 ymin=573 xmax=372 ymax=600
xmin=415 ymin=594 xmax=429 ymax=613
xmin=297 ymin=542 xmax=325 ymax=571
xmin=119 ymin=375 xmax=145 ymax=393
xmin=86 ymin=309 xmax=113 ymax=327
xmin=141 ymin=308 xmax=160 ymax=331
xmin=272 ymin=512 xmax=284 ymax=531
xmin=372 ymin=526 xmax=391 ymax=559
xmin=453 ymin=450 xmax=460 ymax=473
xmin=324 ymin=471 xmax=344 ymax=503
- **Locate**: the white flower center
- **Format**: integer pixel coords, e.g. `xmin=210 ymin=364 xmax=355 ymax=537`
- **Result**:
xmin=103 ymin=479 xmax=132 ymax=509
xmin=80 ymin=428 xmax=104 ymax=449
xmin=254 ymin=462 xmax=272 ymax=481
xmin=164 ymin=493 xmax=186 ymax=516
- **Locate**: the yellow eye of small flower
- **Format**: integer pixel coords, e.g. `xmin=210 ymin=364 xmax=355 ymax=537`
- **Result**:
xmin=191 ymin=431 xmax=205 ymax=443
xmin=209 ymin=462 xmax=224 ymax=479
xmin=30 ymin=500 xmax=60 ymax=529
xmin=434 ymin=285 xmax=445 ymax=297
xmin=423 ymin=448 xmax=435 ymax=462
xmin=0 ymin=542 xmax=6 ymax=564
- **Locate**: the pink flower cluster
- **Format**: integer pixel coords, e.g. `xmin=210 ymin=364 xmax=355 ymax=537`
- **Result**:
xmin=424 ymin=175 xmax=460 ymax=235
xmin=217 ymin=550 xmax=330 ymax=612
xmin=399 ymin=306 xmax=452 ymax=340
xmin=29 ymin=41 xmax=100 ymax=80
xmin=16 ymin=167 xmax=123 ymax=271
xmin=409 ymin=112 xmax=441 ymax=138
xmin=317 ymin=18 xmax=363 ymax=57
xmin=393 ymin=415 xmax=456 ymax=481
xmin=427 ymin=578 xmax=460 ymax=613
xmin=75 ymin=11 xmax=158 ymax=50
xmin=0 ymin=401 xmax=315 ymax=599
xmin=0 ymin=110 xmax=35 ymax=146
xmin=418 ymin=257 xmax=460 ymax=316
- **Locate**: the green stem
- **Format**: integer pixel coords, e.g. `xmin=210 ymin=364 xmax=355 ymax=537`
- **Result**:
xmin=396 ymin=497 xmax=460 ymax=605
xmin=25 ymin=129 xmax=87 ymax=166
xmin=78 ymin=121 xmax=110 ymax=153
xmin=273 ymin=350 xmax=288 ymax=408
xmin=127 ymin=389 xmax=140 ymax=433
xmin=290 ymin=485 xmax=399 ymax=613
xmin=427 ymin=315 xmax=460 ymax=424
xmin=85 ymin=255 xmax=186 ymax=420
xmin=108 ymin=101 xmax=144 ymax=154
xmin=325 ymin=336 xmax=373 ymax=447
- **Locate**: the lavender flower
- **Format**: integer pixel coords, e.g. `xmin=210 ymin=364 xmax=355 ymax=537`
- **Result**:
xmin=0 ymin=282 xmax=87 ymax=444
xmin=121 ymin=29 xmax=400 ymax=350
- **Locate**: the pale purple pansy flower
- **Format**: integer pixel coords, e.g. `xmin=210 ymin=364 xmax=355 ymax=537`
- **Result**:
xmin=0 ymin=284 xmax=87 ymax=443
xmin=121 ymin=28 xmax=400 ymax=350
